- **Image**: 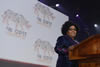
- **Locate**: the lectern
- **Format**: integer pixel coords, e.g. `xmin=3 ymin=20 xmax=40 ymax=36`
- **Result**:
xmin=69 ymin=34 xmax=100 ymax=67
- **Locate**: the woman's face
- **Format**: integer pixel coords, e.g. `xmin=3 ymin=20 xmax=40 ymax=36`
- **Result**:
xmin=66 ymin=25 xmax=77 ymax=39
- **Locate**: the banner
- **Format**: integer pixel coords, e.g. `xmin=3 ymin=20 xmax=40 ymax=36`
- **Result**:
xmin=0 ymin=0 xmax=69 ymax=67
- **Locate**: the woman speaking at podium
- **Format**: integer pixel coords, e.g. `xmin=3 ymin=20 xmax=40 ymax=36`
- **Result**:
xmin=54 ymin=21 xmax=80 ymax=67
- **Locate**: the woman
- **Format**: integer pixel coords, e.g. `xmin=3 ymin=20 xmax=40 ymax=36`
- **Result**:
xmin=54 ymin=21 xmax=80 ymax=67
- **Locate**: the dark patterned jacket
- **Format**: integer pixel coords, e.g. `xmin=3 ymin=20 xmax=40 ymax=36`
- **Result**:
xmin=54 ymin=35 xmax=79 ymax=67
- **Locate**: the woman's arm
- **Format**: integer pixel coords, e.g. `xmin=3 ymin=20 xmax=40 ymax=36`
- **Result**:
xmin=54 ymin=36 xmax=69 ymax=55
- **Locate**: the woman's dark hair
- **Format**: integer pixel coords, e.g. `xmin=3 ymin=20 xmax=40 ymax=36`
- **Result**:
xmin=61 ymin=21 xmax=80 ymax=35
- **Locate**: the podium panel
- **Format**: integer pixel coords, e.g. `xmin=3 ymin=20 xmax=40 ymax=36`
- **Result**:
xmin=79 ymin=63 xmax=100 ymax=67
xmin=68 ymin=34 xmax=100 ymax=67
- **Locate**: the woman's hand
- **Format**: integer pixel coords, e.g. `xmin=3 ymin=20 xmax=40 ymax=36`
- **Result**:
xmin=68 ymin=45 xmax=75 ymax=51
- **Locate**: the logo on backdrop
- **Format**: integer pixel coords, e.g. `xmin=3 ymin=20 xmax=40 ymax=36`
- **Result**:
xmin=34 ymin=2 xmax=55 ymax=28
xmin=33 ymin=39 xmax=55 ymax=64
xmin=2 ymin=9 xmax=32 ymax=39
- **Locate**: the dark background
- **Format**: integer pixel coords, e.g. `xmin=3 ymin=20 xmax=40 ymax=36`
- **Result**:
xmin=39 ymin=0 xmax=100 ymax=42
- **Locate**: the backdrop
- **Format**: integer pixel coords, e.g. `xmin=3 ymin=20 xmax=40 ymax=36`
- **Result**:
xmin=0 ymin=0 xmax=69 ymax=67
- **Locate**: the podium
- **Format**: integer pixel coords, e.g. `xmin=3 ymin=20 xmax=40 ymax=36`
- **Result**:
xmin=68 ymin=34 xmax=100 ymax=67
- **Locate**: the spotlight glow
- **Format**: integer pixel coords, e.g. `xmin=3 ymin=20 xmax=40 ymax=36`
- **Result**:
xmin=56 ymin=4 xmax=60 ymax=7
xmin=76 ymin=14 xmax=79 ymax=17
xmin=94 ymin=24 xmax=98 ymax=28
